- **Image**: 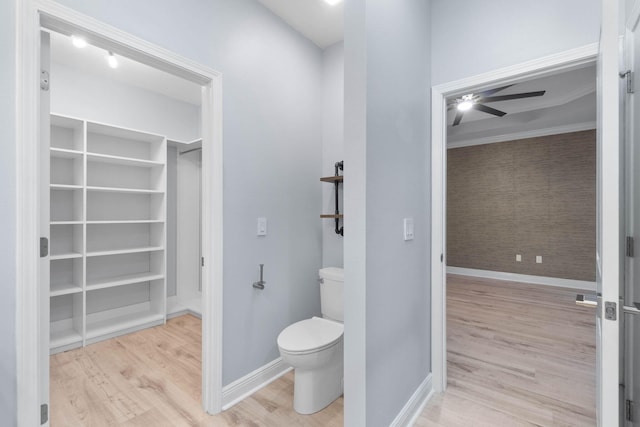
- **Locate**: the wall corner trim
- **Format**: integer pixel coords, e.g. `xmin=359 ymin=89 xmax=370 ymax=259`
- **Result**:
xmin=389 ymin=373 xmax=434 ymax=427
xmin=447 ymin=267 xmax=597 ymax=292
xmin=221 ymin=357 xmax=292 ymax=410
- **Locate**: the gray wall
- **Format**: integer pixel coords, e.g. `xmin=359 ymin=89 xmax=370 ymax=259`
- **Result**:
xmin=322 ymin=42 xmax=344 ymax=268
xmin=0 ymin=0 xmax=16 ymax=423
xmin=344 ymin=0 xmax=431 ymax=425
xmin=431 ymin=0 xmax=601 ymax=85
xmin=447 ymin=131 xmax=597 ymax=282
xmin=51 ymin=0 xmax=323 ymax=386
xmin=51 ymin=62 xmax=201 ymax=142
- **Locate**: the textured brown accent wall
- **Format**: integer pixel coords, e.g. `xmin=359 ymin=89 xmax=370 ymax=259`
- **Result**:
xmin=447 ymin=130 xmax=596 ymax=281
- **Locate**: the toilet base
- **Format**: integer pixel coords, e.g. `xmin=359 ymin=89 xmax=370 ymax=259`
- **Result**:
xmin=293 ymin=360 xmax=343 ymax=414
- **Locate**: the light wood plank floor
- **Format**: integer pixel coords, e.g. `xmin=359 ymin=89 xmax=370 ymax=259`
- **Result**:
xmin=50 ymin=314 xmax=343 ymax=426
xmin=416 ymin=274 xmax=596 ymax=427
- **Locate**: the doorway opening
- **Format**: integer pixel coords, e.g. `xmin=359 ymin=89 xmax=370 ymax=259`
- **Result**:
xmin=16 ymin=3 xmax=223 ymax=424
xmin=429 ymin=44 xmax=600 ymax=424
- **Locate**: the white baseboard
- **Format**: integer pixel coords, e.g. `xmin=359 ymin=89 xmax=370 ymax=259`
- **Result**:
xmin=390 ymin=374 xmax=433 ymax=427
xmin=222 ymin=357 xmax=292 ymax=410
xmin=447 ymin=267 xmax=596 ymax=292
xmin=166 ymin=295 xmax=202 ymax=319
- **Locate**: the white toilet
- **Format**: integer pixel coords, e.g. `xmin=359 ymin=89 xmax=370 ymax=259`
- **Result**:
xmin=277 ymin=267 xmax=344 ymax=414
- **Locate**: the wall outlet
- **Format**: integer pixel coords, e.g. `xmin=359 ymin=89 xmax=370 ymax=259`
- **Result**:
xmin=403 ymin=218 xmax=414 ymax=241
xmin=516 ymin=254 xmax=522 ymax=262
xmin=257 ymin=217 xmax=267 ymax=236
xmin=536 ymin=255 xmax=542 ymax=264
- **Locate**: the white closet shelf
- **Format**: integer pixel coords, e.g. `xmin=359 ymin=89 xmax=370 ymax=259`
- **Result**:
xmin=50 ymin=328 xmax=82 ymax=349
xmin=86 ymin=246 xmax=164 ymax=258
xmin=87 ymin=152 xmax=164 ymax=168
xmin=51 ymin=220 xmax=83 ymax=225
xmin=50 ymin=147 xmax=83 ymax=159
xmin=87 ymin=272 xmax=164 ymax=292
xmin=86 ymin=310 xmax=164 ymax=340
xmin=87 ymin=219 xmax=165 ymax=225
xmin=50 ymin=251 xmax=83 ymax=261
xmin=86 ymin=186 xmax=163 ymax=194
xmin=50 ymin=283 xmax=83 ymax=297
xmin=51 ymin=184 xmax=83 ymax=191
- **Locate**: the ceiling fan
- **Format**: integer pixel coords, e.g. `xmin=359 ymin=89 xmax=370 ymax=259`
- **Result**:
xmin=448 ymin=85 xmax=546 ymax=126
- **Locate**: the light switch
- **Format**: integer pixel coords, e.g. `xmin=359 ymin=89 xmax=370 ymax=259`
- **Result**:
xmin=257 ymin=217 xmax=267 ymax=236
xmin=536 ymin=255 xmax=542 ymax=264
xmin=516 ymin=254 xmax=522 ymax=262
xmin=403 ymin=218 xmax=414 ymax=241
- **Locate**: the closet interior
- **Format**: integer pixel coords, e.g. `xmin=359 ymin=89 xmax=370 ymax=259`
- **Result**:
xmin=47 ymin=30 xmax=204 ymax=354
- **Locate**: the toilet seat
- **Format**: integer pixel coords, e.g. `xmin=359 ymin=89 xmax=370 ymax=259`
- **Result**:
xmin=277 ymin=317 xmax=343 ymax=355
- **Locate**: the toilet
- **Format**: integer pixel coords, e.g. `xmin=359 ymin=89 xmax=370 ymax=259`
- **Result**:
xmin=277 ymin=267 xmax=344 ymax=414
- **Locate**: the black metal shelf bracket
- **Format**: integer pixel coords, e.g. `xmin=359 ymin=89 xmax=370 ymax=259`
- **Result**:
xmin=334 ymin=161 xmax=343 ymax=236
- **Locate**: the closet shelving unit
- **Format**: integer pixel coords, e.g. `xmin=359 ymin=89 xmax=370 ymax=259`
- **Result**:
xmin=49 ymin=114 xmax=167 ymax=353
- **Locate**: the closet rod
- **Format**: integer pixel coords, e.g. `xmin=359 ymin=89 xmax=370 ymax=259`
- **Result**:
xmin=179 ymin=147 xmax=202 ymax=155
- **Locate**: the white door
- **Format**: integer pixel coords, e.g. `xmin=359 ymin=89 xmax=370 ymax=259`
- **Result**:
xmin=624 ymin=4 xmax=640 ymax=425
xmin=597 ymin=0 xmax=623 ymax=424
xmin=39 ymin=30 xmax=51 ymax=426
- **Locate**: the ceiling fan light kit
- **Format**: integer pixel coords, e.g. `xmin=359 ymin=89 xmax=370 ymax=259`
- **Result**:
xmin=449 ymin=84 xmax=546 ymax=126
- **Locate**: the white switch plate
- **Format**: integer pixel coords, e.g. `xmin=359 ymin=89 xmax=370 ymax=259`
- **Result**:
xmin=536 ymin=255 xmax=542 ymax=264
xmin=257 ymin=217 xmax=267 ymax=236
xmin=403 ymin=218 xmax=414 ymax=241
xmin=516 ymin=254 xmax=522 ymax=262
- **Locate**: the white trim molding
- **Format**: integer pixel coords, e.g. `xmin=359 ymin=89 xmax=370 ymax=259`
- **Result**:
xmin=389 ymin=374 xmax=433 ymax=427
xmin=431 ymin=43 xmax=598 ymax=394
xmin=447 ymin=267 xmax=597 ymax=292
xmin=17 ymin=0 xmax=224 ymax=422
xmin=16 ymin=0 xmax=42 ymax=425
xmin=448 ymin=121 xmax=597 ymax=149
xmin=221 ymin=358 xmax=292 ymax=410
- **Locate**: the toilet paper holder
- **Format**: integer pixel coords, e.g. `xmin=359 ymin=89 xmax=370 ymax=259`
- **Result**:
xmin=253 ymin=264 xmax=266 ymax=290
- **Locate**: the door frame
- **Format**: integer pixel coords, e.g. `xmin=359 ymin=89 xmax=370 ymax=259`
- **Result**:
xmin=624 ymin=3 xmax=640 ymax=424
xmin=16 ymin=1 xmax=224 ymax=424
xmin=430 ymin=43 xmax=599 ymax=393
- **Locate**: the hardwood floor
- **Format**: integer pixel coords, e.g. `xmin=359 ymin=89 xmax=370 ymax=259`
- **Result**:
xmin=50 ymin=314 xmax=343 ymax=426
xmin=416 ymin=274 xmax=597 ymax=427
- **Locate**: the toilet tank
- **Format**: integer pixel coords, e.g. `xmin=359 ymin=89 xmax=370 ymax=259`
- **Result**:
xmin=319 ymin=267 xmax=343 ymax=322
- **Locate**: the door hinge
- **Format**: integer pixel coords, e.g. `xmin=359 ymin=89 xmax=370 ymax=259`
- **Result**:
xmin=604 ymin=301 xmax=617 ymax=321
xmin=440 ymin=253 xmax=443 ymax=263
xmin=628 ymin=236 xmax=635 ymax=257
xmin=620 ymin=70 xmax=634 ymax=94
xmin=626 ymin=399 xmax=633 ymax=421
xmin=201 ymin=257 xmax=204 ymax=267
xmin=41 ymin=403 xmax=48 ymax=425
xmin=40 ymin=70 xmax=49 ymax=91
xmin=40 ymin=237 xmax=48 ymax=258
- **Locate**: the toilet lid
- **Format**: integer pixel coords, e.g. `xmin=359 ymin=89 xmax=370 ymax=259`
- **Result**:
xmin=278 ymin=317 xmax=343 ymax=354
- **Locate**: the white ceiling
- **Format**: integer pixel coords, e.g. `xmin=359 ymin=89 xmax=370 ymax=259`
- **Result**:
xmin=256 ymin=0 xmax=344 ymax=49
xmin=447 ymin=65 xmax=597 ymax=146
xmin=50 ymin=31 xmax=202 ymax=106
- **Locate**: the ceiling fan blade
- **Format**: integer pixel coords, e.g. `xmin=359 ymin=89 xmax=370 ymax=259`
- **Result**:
xmin=452 ymin=110 xmax=465 ymax=126
xmin=477 ymin=84 xmax=514 ymax=97
xmin=480 ymin=90 xmax=546 ymax=103
xmin=473 ymin=103 xmax=507 ymax=117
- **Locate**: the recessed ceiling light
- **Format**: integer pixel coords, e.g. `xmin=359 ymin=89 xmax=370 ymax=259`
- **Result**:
xmin=324 ymin=0 xmax=342 ymax=5
xmin=71 ymin=35 xmax=87 ymax=48
xmin=107 ymin=52 xmax=118 ymax=69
